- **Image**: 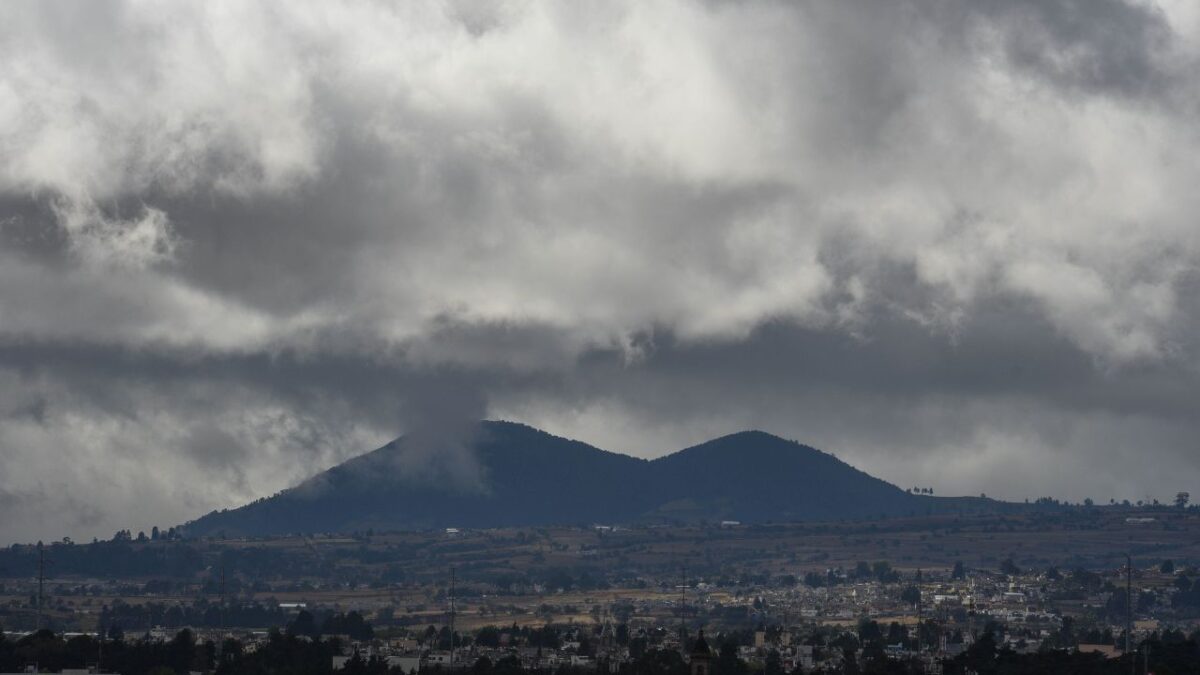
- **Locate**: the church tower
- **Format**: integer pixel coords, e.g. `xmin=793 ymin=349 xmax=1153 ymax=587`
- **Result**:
xmin=690 ymin=631 xmax=713 ymax=675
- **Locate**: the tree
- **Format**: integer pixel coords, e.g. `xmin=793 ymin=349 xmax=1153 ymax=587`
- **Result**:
xmin=322 ymin=611 xmax=374 ymax=641
xmin=628 ymin=636 xmax=648 ymax=660
xmin=764 ymin=649 xmax=783 ymax=675
xmin=842 ymin=650 xmax=860 ymax=675
xmin=718 ymin=641 xmax=744 ymax=675
xmin=1176 ymin=492 xmax=1190 ymax=508
xmin=900 ymin=585 xmax=921 ymax=606
xmin=1161 ymin=560 xmax=1176 ymax=574
xmin=287 ymin=610 xmax=319 ymax=639
xmin=475 ymin=626 xmax=501 ymax=648
xmin=1000 ymin=558 xmax=1020 ymax=576
xmin=872 ymin=561 xmax=897 ymax=582
xmin=964 ymin=631 xmax=997 ymax=670
xmin=857 ymin=619 xmax=882 ymax=644
xmin=493 ymin=655 xmax=522 ymax=675
xmin=951 ymin=561 xmax=965 ymax=580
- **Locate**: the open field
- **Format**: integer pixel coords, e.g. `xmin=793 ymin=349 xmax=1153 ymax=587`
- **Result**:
xmin=201 ymin=507 xmax=1200 ymax=583
xmin=3 ymin=508 xmax=1199 ymax=632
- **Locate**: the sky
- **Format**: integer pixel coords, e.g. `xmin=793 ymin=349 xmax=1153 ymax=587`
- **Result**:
xmin=2 ymin=0 xmax=1200 ymax=544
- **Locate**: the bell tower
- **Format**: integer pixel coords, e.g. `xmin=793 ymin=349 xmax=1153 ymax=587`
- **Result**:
xmin=690 ymin=631 xmax=713 ymax=675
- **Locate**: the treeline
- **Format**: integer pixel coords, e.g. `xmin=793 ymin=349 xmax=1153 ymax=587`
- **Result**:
xmin=799 ymin=560 xmax=905 ymax=588
xmin=1167 ymin=574 xmax=1200 ymax=614
xmin=0 ymin=541 xmax=204 ymax=579
xmin=0 ymin=629 xmax=671 ymax=675
xmin=4 ymin=626 xmax=1200 ymax=675
xmin=0 ymin=628 xmax=215 ymax=675
xmin=424 ymin=625 xmax=563 ymax=651
xmin=98 ymin=603 xmax=376 ymax=640
xmin=0 ymin=540 xmax=342 ymax=583
xmin=101 ymin=600 xmax=290 ymax=634
xmin=0 ymin=540 xmax=625 ymax=592
xmin=287 ymin=611 xmax=375 ymax=641
xmin=941 ymin=630 xmax=1200 ymax=675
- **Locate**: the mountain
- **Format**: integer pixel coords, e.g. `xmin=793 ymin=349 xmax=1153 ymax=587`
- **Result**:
xmin=642 ymin=431 xmax=925 ymax=522
xmin=183 ymin=421 xmax=994 ymax=537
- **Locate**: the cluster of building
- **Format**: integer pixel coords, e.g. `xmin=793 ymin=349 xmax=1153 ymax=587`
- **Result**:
xmin=6 ymin=560 xmax=1199 ymax=673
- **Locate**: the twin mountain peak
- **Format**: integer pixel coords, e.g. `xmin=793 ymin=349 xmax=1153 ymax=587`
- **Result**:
xmin=184 ymin=420 xmax=996 ymax=537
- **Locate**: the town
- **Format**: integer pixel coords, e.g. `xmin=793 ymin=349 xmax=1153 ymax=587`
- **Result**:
xmin=4 ymin=513 xmax=1200 ymax=674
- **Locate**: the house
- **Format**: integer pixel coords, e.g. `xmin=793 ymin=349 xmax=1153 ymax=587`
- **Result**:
xmin=1077 ymin=644 xmax=1121 ymax=659
xmin=387 ymin=656 xmax=421 ymax=674
xmin=792 ymin=645 xmax=814 ymax=671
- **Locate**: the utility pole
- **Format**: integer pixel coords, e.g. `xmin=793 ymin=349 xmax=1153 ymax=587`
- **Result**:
xmin=916 ymin=580 xmax=922 ymax=653
xmin=220 ymin=563 xmax=227 ymax=632
xmin=449 ymin=566 xmax=456 ymax=671
xmin=676 ymin=566 xmax=688 ymax=654
xmin=782 ymin=608 xmax=789 ymax=648
xmin=1127 ymin=553 xmax=1133 ymax=675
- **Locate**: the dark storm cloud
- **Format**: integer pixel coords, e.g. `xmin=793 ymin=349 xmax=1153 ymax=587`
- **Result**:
xmin=976 ymin=0 xmax=1180 ymax=99
xmin=518 ymin=295 xmax=1200 ymax=502
xmin=1 ymin=0 xmax=1200 ymax=542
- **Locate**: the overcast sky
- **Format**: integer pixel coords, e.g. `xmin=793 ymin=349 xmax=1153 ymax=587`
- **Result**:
xmin=2 ymin=0 xmax=1200 ymax=543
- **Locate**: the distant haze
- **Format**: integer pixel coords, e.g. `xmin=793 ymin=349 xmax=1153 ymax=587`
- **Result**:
xmin=1 ymin=1 xmax=1200 ymax=543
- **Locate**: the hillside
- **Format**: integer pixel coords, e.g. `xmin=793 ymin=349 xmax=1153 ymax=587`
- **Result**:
xmin=644 ymin=431 xmax=921 ymax=522
xmin=183 ymin=421 xmax=998 ymax=537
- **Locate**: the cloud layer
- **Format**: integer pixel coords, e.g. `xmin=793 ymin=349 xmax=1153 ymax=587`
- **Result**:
xmin=2 ymin=0 xmax=1200 ymax=542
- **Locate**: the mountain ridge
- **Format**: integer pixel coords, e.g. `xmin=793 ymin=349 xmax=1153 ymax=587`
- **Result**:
xmin=182 ymin=420 xmax=1003 ymax=537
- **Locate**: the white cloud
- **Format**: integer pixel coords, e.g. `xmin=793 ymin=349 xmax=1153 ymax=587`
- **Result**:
xmin=2 ymin=0 xmax=1200 ymax=541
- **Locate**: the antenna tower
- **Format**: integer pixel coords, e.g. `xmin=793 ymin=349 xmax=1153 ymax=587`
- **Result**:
xmin=35 ymin=542 xmax=48 ymax=632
